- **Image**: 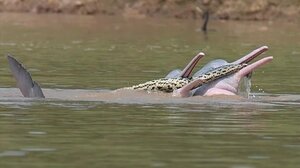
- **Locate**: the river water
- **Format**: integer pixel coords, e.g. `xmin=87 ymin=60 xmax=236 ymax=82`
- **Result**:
xmin=0 ymin=13 xmax=300 ymax=168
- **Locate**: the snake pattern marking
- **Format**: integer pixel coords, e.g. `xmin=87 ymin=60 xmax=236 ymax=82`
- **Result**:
xmin=124 ymin=63 xmax=247 ymax=93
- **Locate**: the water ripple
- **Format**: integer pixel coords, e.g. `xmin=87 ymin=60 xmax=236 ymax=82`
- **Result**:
xmin=0 ymin=150 xmax=26 ymax=157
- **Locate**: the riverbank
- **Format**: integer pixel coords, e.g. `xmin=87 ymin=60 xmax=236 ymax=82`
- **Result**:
xmin=0 ymin=0 xmax=299 ymax=21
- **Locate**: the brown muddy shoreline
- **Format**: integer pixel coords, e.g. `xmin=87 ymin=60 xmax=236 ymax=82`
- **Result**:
xmin=0 ymin=0 xmax=299 ymax=21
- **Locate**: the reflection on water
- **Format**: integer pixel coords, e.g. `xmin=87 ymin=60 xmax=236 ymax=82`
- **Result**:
xmin=0 ymin=14 xmax=300 ymax=168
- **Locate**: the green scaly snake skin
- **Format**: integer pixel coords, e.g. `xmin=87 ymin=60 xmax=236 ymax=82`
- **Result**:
xmin=124 ymin=63 xmax=247 ymax=93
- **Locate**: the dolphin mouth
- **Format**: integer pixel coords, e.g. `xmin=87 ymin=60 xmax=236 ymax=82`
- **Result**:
xmin=237 ymin=56 xmax=273 ymax=79
xmin=180 ymin=52 xmax=205 ymax=78
xmin=233 ymin=46 xmax=269 ymax=64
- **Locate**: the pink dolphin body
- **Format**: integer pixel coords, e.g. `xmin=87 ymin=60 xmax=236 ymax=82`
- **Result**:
xmin=169 ymin=46 xmax=273 ymax=97
xmin=6 ymin=46 xmax=272 ymax=99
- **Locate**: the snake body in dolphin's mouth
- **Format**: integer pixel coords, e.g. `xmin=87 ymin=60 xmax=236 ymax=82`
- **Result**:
xmin=126 ymin=63 xmax=247 ymax=93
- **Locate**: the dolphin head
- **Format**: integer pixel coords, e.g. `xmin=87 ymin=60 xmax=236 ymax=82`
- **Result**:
xmin=171 ymin=46 xmax=272 ymax=97
xmin=193 ymin=46 xmax=272 ymax=96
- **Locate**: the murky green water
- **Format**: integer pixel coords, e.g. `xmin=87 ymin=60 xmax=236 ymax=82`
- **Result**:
xmin=0 ymin=13 xmax=300 ymax=168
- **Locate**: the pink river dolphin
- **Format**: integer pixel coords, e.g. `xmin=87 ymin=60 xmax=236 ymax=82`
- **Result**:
xmin=166 ymin=46 xmax=273 ymax=97
xmin=6 ymin=46 xmax=272 ymax=99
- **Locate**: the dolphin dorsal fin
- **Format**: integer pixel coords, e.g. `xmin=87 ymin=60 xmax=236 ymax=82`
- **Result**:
xmin=7 ymin=55 xmax=45 ymax=98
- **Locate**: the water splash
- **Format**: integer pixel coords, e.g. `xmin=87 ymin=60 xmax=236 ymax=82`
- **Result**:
xmin=238 ymin=73 xmax=252 ymax=98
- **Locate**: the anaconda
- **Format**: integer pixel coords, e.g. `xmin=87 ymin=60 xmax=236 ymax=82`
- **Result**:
xmin=125 ymin=63 xmax=247 ymax=93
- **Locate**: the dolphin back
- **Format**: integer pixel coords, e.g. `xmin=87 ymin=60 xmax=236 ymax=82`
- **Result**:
xmin=193 ymin=59 xmax=228 ymax=77
xmin=7 ymin=55 xmax=45 ymax=98
xmin=165 ymin=69 xmax=182 ymax=78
